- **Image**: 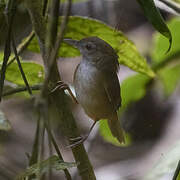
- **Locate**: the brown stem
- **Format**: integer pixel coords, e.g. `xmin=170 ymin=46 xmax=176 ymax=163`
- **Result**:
xmin=24 ymin=0 xmax=96 ymax=179
xmin=7 ymin=31 xmax=35 ymax=67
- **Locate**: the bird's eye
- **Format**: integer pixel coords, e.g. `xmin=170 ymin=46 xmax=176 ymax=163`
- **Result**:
xmin=85 ymin=42 xmax=96 ymax=51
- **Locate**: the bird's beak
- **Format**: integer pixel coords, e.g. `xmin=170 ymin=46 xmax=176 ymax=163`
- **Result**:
xmin=63 ymin=39 xmax=79 ymax=48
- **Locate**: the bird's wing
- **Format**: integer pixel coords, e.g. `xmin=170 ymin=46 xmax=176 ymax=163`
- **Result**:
xmin=103 ymin=71 xmax=124 ymax=143
xmin=103 ymin=71 xmax=121 ymax=111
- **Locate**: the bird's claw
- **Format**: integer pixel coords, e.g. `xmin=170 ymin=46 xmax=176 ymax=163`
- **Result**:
xmin=51 ymin=81 xmax=69 ymax=93
xmin=51 ymin=81 xmax=78 ymax=104
xmin=70 ymin=136 xmax=83 ymax=141
xmin=67 ymin=135 xmax=88 ymax=148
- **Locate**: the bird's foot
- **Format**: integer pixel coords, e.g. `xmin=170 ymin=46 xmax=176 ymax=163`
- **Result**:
xmin=51 ymin=81 xmax=78 ymax=104
xmin=67 ymin=135 xmax=88 ymax=148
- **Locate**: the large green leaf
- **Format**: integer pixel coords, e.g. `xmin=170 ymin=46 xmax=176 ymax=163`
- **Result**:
xmin=137 ymin=0 xmax=172 ymax=51
xmin=99 ymin=74 xmax=150 ymax=146
xmin=152 ymin=17 xmax=180 ymax=65
xmin=121 ymin=74 xmax=151 ymax=108
xmin=0 ymin=53 xmax=44 ymax=86
xmin=151 ymin=18 xmax=180 ymax=96
xmin=27 ymin=16 xmax=155 ymax=77
xmin=158 ymin=64 xmax=180 ymax=96
xmin=5 ymin=62 xmax=44 ymax=85
xmin=16 ymin=155 xmax=77 ymax=180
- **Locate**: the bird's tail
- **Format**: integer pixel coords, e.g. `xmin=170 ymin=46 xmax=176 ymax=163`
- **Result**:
xmin=108 ymin=112 xmax=125 ymax=143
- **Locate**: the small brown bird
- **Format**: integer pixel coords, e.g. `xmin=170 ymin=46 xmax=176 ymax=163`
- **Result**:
xmin=64 ymin=36 xmax=125 ymax=145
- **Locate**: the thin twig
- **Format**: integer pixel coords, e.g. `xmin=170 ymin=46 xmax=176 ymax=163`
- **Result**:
xmin=0 ymin=0 xmax=16 ymax=101
xmin=2 ymin=84 xmax=42 ymax=97
xmin=11 ymin=35 xmax=33 ymax=95
xmin=29 ymin=114 xmax=40 ymax=166
xmin=44 ymin=122 xmax=69 ymax=165
xmin=25 ymin=0 xmax=96 ymax=179
xmin=43 ymin=0 xmax=49 ymax=16
xmin=37 ymin=114 xmax=45 ymax=180
xmin=47 ymin=119 xmax=53 ymax=180
xmin=173 ymin=160 xmax=180 ymax=180
xmin=72 ymin=125 xmax=99 ymax=180
xmin=41 ymin=0 xmax=72 ymax=97
xmin=42 ymin=102 xmax=72 ymax=180
xmin=41 ymin=0 xmax=72 ymax=179
xmin=28 ymin=0 xmax=48 ymax=178
xmin=7 ymin=31 xmax=35 ymax=67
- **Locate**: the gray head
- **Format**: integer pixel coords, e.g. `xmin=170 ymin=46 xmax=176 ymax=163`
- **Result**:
xmin=64 ymin=36 xmax=119 ymax=72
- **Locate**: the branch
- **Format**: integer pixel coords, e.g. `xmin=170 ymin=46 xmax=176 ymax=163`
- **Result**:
xmin=0 ymin=0 xmax=16 ymax=101
xmin=7 ymin=31 xmax=35 ymax=67
xmin=25 ymin=0 xmax=96 ymax=179
xmin=25 ymin=0 xmax=47 ymax=60
xmin=41 ymin=2 xmax=71 ymax=97
xmin=11 ymin=35 xmax=33 ymax=96
xmin=2 ymin=84 xmax=42 ymax=97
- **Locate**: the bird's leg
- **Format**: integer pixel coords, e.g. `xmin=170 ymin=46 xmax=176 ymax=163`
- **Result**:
xmin=68 ymin=121 xmax=97 ymax=148
xmin=51 ymin=81 xmax=78 ymax=104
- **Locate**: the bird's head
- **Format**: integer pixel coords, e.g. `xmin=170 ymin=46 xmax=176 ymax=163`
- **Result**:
xmin=64 ymin=36 xmax=119 ymax=71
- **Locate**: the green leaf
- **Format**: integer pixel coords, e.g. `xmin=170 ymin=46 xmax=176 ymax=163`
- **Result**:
xmin=152 ymin=17 xmax=180 ymax=66
xmin=177 ymin=170 xmax=180 ymax=180
xmin=0 ymin=59 xmax=44 ymax=86
xmin=99 ymin=120 xmax=131 ymax=146
xmin=158 ymin=64 xmax=180 ymax=96
xmin=173 ymin=0 xmax=180 ymax=3
xmin=0 ymin=109 xmax=11 ymax=131
xmin=137 ymin=0 xmax=172 ymax=52
xmin=16 ymin=155 xmax=77 ymax=180
xmin=144 ymin=141 xmax=180 ymax=180
xmin=121 ymin=74 xmax=151 ymax=108
xmin=99 ymin=74 xmax=150 ymax=146
xmin=27 ymin=16 xmax=155 ymax=77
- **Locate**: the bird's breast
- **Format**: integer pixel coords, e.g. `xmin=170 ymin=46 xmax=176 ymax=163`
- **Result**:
xmin=73 ymin=61 xmax=113 ymax=120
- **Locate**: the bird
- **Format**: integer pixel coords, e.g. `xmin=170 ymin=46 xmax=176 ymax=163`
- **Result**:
xmin=61 ymin=36 xmax=125 ymax=146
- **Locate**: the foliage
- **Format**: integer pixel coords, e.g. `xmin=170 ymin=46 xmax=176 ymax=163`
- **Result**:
xmin=99 ymin=74 xmax=150 ymax=146
xmin=99 ymin=119 xmax=132 ymax=146
xmin=27 ymin=16 xmax=155 ymax=78
xmin=0 ymin=53 xmax=44 ymax=86
xmin=136 ymin=0 xmax=172 ymax=51
xmin=16 ymin=155 xmax=77 ymax=180
xmin=152 ymin=18 xmax=180 ymax=96
xmin=152 ymin=18 xmax=180 ymax=65
xmin=158 ymin=64 xmax=180 ymax=96
xmin=1 ymin=0 xmax=180 ymax=179
xmin=100 ymin=17 xmax=180 ymax=146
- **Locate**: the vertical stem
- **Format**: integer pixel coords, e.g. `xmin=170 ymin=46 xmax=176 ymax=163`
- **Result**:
xmin=0 ymin=0 xmax=16 ymax=101
xmin=25 ymin=0 xmax=96 ymax=179
xmin=11 ymin=36 xmax=32 ymax=95
xmin=44 ymin=119 xmax=72 ymax=180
